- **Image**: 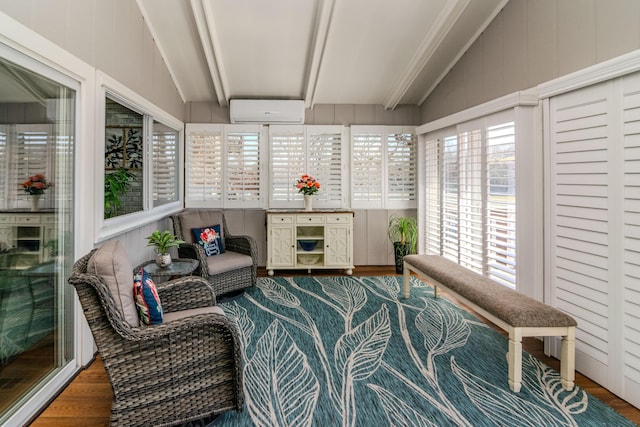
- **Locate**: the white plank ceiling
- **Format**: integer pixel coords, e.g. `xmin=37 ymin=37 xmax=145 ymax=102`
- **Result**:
xmin=137 ymin=0 xmax=508 ymax=109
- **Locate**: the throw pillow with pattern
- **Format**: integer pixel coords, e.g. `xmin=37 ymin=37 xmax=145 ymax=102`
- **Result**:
xmin=133 ymin=267 xmax=163 ymax=325
xmin=192 ymin=224 xmax=225 ymax=256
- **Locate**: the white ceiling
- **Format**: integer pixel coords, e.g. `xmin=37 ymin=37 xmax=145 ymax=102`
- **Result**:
xmin=137 ymin=0 xmax=508 ymax=109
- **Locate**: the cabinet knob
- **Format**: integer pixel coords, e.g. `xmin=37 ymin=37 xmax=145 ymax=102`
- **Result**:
xmin=308 ymin=218 xmax=312 ymax=221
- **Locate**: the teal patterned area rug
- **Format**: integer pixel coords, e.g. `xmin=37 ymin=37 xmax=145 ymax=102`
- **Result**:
xmin=215 ymin=276 xmax=635 ymax=427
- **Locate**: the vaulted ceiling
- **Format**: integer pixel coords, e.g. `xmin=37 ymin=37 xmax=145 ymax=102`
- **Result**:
xmin=136 ymin=0 xmax=508 ymax=109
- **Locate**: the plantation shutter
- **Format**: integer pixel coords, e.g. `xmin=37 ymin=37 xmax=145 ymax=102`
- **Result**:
xmin=152 ymin=121 xmax=179 ymax=207
xmin=225 ymin=126 xmax=261 ymax=207
xmin=457 ymin=124 xmax=483 ymax=273
xmin=548 ymin=81 xmax=612 ymax=387
xmin=387 ymin=127 xmax=417 ymax=207
xmin=0 ymin=126 xmax=7 ymax=210
xmin=441 ymin=134 xmax=459 ymax=262
xmin=307 ymin=126 xmax=343 ymax=207
xmin=622 ymin=72 xmax=640 ymax=405
xmin=485 ymin=120 xmax=516 ymax=286
xmin=185 ymin=124 xmax=223 ymax=206
xmin=15 ymin=125 xmax=51 ymax=202
xmin=269 ymin=125 xmax=305 ymax=206
xmin=423 ymin=134 xmax=442 ymax=255
xmin=351 ymin=126 xmax=384 ymax=209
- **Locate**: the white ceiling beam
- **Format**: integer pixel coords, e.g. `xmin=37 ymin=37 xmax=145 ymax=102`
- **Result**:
xmin=190 ymin=0 xmax=228 ymax=107
xmin=383 ymin=0 xmax=471 ymax=110
xmin=418 ymin=0 xmax=509 ymax=107
xmin=303 ymin=0 xmax=336 ymax=109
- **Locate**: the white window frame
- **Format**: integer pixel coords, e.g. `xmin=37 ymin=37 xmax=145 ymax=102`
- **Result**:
xmin=350 ymin=125 xmax=417 ymax=210
xmin=417 ymin=91 xmax=539 ymax=297
xmin=268 ymin=125 xmax=346 ymax=209
xmin=184 ymin=123 xmax=266 ymax=209
xmin=96 ymin=71 xmax=184 ymax=242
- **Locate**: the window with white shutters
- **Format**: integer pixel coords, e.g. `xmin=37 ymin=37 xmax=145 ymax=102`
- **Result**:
xmin=225 ymin=129 xmax=261 ymax=206
xmin=269 ymin=125 xmax=344 ymax=209
xmin=15 ymin=125 xmax=52 ymax=203
xmin=421 ymin=115 xmax=516 ymax=288
xmin=185 ymin=124 xmax=263 ymax=208
xmin=351 ymin=126 xmax=416 ymax=209
xmin=387 ymin=131 xmax=417 ymax=202
xmin=423 ymin=135 xmax=442 ymax=255
xmin=441 ymin=134 xmax=459 ymax=262
xmin=0 ymin=126 xmax=7 ymax=210
xmin=485 ymin=121 xmax=516 ymax=286
xmin=270 ymin=126 xmax=305 ymax=204
xmin=307 ymin=127 xmax=343 ymax=206
xmin=152 ymin=121 xmax=179 ymax=207
xmin=186 ymin=125 xmax=223 ymax=204
xmin=352 ymin=129 xmax=383 ymax=207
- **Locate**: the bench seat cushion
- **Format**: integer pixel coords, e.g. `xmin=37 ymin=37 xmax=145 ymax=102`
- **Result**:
xmin=404 ymin=255 xmax=577 ymax=328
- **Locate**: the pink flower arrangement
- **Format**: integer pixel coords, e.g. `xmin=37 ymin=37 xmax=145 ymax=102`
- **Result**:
xmin=22 ymin=174 xmax=51 ymax=196
xmin=295 ymin=174 xmax=320 ymax=196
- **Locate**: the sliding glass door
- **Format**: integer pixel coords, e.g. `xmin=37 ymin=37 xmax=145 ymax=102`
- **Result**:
xmin=0 ymin=47 xmax=75 ymax=423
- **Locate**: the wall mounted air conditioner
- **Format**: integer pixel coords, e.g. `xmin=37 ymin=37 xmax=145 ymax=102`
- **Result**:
xmin=229 ymin=99 xmax=305 ymax=124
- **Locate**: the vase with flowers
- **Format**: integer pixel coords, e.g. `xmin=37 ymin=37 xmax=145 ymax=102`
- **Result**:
xmin=22 ymin=174 xmax=51 ymax=211
xmin=295 ymin=174 xmax=320 ymax=211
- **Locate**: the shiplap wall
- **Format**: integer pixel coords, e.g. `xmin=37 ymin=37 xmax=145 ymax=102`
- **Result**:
xmin=422 ymin=0 xmax=640 ymax=123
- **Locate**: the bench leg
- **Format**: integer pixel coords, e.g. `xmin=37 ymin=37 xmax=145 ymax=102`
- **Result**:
xmin=560 ymin=327 xmax=576 ymax=391
xmin=508 ymin=328 xmax=523 ymax=392
xmin=403 ymin=262 xmax=411 ymax=298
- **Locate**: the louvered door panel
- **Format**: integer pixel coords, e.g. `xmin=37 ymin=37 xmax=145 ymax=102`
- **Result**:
xmin=548 ymin=81 xmax=611 ymax=385
xmin=185 ymin=125 xmax=223 ymax=205
xmin=622 ymin=72 xmax=640 ymax=406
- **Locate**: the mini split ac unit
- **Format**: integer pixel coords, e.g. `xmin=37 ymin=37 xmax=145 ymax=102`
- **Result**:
xmin=229 ymin=99 xmax=305 ymax=124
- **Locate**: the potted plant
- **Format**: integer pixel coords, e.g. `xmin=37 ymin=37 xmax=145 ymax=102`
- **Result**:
xmin=145 ymin=230 xmax=184 ymax=267
xmin=104 ymin=168 xmax=136 ymax=218
xmin=387 ymin=215 xmax=418 ymax=274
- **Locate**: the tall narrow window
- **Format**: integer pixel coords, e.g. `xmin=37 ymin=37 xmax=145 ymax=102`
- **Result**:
xmin=422 ymin=116 xmax=516 ymax=288
xmin=485 ymin=121 xmax=516 ymax=286
xmin=152 ymin=120 xmax=179 ymax=207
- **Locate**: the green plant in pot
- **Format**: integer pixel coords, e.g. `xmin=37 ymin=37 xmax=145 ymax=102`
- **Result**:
xmin=388 ymin=215 xmax=418 ymax=274
xmin=146 ymin=230 xmax=184 ymax=267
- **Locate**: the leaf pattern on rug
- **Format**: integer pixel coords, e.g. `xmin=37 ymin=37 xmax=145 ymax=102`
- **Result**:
xmin=451 ymin=356 xmax=570 ymax=427
xmin=218 ymin=276 xmax=634 ymax=427
xmin=367 ymin=384 xmax=438 ymax=427
xmin=244 ymin=319 xmax=319 ymax=427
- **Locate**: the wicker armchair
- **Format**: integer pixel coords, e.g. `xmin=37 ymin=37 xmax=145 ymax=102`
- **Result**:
xmin=171 ymin=209 xmax=257 ymax=295
xmin=69 ymin=241 xmax=243 ymax=427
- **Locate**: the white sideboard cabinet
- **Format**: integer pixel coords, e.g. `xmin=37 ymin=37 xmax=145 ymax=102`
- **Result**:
xmin=0 ymin=211 xmax=55 ymax=269
xmin=266 ymin=210 xmax=354 ymax=276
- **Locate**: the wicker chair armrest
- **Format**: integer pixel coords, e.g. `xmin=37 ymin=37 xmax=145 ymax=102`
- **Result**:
xmin=156 ymin=275 xmax=216 ymax=311
xmin=225 ymin=234 xmax=257 ymax=259
xmin=177 ymin=242 xmax=210 ymax=278
xmin=106 ymin=312 xmax=244 ymax=409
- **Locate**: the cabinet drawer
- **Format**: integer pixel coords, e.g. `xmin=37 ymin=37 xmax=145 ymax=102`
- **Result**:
xmin=270 ymin=215 xmax=294 ymax=224
xmin=326 ymin=215 xmax=351 ymax=224
xmin=296 ymin=215 xmax=324 ymax=224
xmin=42 ymin=215 xmax=56 ymax=224
xmin=17 ymin=216 xmax=40 ymax=224
xmin=0 ymin=216 xmax=13 ymax=224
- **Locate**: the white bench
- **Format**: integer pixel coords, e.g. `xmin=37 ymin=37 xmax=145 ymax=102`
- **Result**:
xmin=403 ymin=254 xmax=576 ymax=393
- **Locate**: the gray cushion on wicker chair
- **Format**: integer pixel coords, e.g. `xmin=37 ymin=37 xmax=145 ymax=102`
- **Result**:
xmin=69 ymin=245 xmax=244 ymax=427
xmin=171 ymin=209 xmax=258 ymax=295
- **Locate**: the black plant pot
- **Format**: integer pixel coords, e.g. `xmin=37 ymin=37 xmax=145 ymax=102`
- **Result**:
xmin=393 ymin=242 xmax=412 ymax=274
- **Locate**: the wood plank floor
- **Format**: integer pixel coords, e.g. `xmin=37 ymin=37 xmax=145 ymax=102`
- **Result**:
xmin=30 ymin=267 xmax=640 ymax=426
